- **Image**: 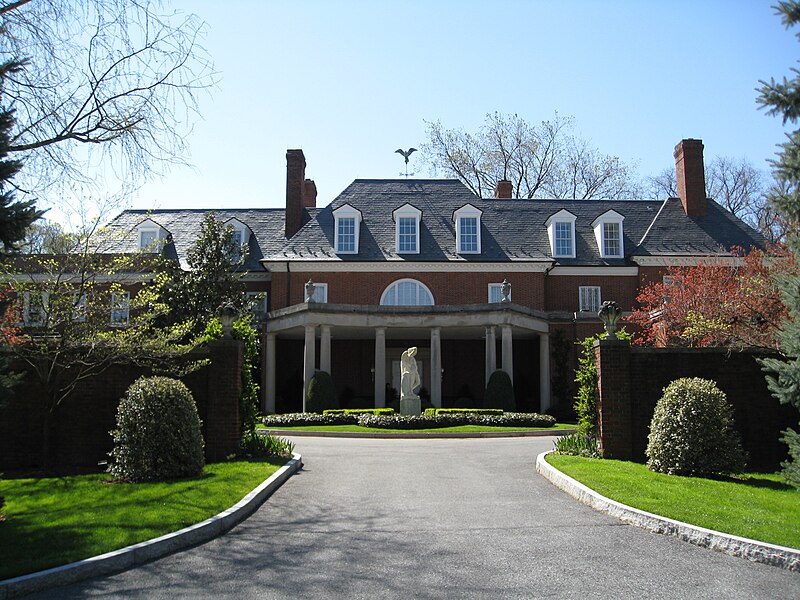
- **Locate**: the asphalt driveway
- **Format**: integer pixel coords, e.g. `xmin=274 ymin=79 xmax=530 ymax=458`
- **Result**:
xmin=27 ymin=436 xmax=800 ymax=599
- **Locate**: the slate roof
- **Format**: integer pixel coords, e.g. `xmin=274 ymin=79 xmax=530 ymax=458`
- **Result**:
xmin=103 ymin=179 xmax=767 ymax=268
xmin=264 ymin=179 xmax=767 ymax=266
xmin=103 ymin=208 xmax=299 ymax=271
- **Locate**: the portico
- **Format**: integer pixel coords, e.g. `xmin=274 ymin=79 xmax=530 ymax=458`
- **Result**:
xmin=263 ymin=302 xmax=551 ymax=414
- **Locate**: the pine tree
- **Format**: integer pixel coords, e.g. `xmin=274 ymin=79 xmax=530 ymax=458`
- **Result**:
xmin=759 ymin=0 xmax=800 ymax=485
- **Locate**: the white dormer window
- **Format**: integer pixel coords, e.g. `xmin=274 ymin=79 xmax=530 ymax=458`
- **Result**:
xmin=136 ymin=219 xmax=167 ymax=252
xmin=224 ymin=218 xmax=251 ymax=262
xmin=393 ymin=203 xmax=422 ymax=254
xmin=332 ymin=204 xmax=363 ymax=254
xmin=545 ymin=209 xmax=577 ymax=258
xmin=453 ymin=204 xmax=482 ymax=254
xmin=592 ymin=210 xmax=625 ymax=258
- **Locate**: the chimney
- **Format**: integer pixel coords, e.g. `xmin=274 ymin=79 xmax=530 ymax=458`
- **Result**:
xmin=303 ymin=179 xmax=317 ymax=208
xmin=285 ymin=149 xmax=306 ymax=239
xmin=495 ymin=180 xmax=513 ymax=199
xmin=674 ymin=139 xmax=707 ymax=217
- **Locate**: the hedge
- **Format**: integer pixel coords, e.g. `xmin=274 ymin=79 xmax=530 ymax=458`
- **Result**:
xmin=424 ymin=408 xmax=504 ymax=416
xmin=324 ymin=408 xmax=395 ymax=416
xmin=358 ymin=412 xmax=556 ymax=430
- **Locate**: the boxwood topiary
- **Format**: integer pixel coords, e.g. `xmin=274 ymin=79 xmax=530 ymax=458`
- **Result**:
xmin=646 ymin=377 xmax=746 ymax=477
xmin=108 ymin=376 xmax=205 ymax=482
xmin=306 ymin=370 xmax=337 ymax=413
xmin=484 ymin=370 xmax=515 ymax=412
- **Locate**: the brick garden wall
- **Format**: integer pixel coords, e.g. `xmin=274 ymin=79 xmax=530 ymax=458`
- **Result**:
xmin=595 ymin=342 xmax=796 ymax=470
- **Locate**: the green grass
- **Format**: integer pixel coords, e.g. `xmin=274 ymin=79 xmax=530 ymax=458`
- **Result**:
xmin=0 ymin=458 xmax=285 ymax=581
xmin=259 ymin=423 xmax=575 ymax=434
xmin=546 ymin=454 xmax=800 ymax=549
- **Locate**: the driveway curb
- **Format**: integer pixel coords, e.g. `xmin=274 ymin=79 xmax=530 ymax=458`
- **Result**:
xmin=536 ymin=451 xmax=800 ymax=572
xmin=264 ymin=428 xmax=575 ymax=439
xmin=0 ymin=453 xmax=303 ymax=599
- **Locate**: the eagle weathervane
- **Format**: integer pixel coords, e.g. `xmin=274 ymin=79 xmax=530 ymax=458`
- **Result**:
xmin=395 ymin=147 xmax=417 ymax=177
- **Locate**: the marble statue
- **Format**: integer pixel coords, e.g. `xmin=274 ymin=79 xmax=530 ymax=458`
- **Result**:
xmin=400 ymin=346 xmax=421 ymax=401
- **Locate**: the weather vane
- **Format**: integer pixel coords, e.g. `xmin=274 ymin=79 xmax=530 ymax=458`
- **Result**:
xmin=395 ymin=147 xmax=417 ymax=177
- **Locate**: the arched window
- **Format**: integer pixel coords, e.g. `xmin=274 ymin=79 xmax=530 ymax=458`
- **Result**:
xmin=380 ymin=279 xmax=434 ymax=306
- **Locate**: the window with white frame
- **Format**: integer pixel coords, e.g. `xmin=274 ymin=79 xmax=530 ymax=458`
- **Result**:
xmin=110 ymin=292 xmax=130 ymax=326
xmin=488 ymin=283 xmax=511 ymax=303
xmin=578 ymin=286 xmax=601 ymax=313
xmin=136 ymin=219 xmax=166 ymax=252
xmin=308 ymin=283 xmax=327 ymax=303
xmin=393 ymin=204 xmax=422 ymax=254
xmin=545 ymin=209 xmax=577 ymax=258
xmin=72 ymin=293 xmax=87 ymax=322
xmin=23 ymin=292 xmax=49 ymax=326
xmin=332 ymin=204 xmax=362 ymax=254
xmin=380 ymin=279 xmax=434 ymax=306
xmin=224 ymin=219 xmax=250 ymax=262
xmin=453 ymin=204 xmax=482 ymax=254
xmin=592 ymin=210 xmax=624 ymax=258
xmin=246 ymin=291 xmax=268 ymax=322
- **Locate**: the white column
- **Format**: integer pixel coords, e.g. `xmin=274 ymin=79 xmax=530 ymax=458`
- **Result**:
xmin=485 ymin=326 xmax=496 ymax=386
xmin=264 ymin=332 xmax=276 ymax=414
xmin=320 ymin=325 xmax=331 ymax=373
xmin=374 ymin=327 xmax=386 ymax=408
xmin=501 ymin=325 xmax=513 ymax=382
xmin=430 ymin=327 xmax=442 ymax=408
xmin=302 ymin=325 xmax=316 ymax=412
xmin=539 ymin=333 xmax=551 ymax=413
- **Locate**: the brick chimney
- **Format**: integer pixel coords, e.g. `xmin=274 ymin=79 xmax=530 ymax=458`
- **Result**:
xmin=303 ymin=179 xmax=317 ymax=208
xmin=285 ymin=149 xmax=306 ymax=239
xmin=495 ymin=180 xmax=513 ymax=199
xmin=674 ymin=139 xmax=707 ymax=217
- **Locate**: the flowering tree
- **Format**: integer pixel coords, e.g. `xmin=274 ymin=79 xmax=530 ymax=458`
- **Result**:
xmin=627 ymin=246 xmax=794 ymax=350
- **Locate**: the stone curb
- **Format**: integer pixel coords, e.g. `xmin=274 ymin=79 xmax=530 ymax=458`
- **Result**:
xmin=0 ymin=453 xmax=303 ymax=600
xmin=264 ymin=428 xmax=575 ymax=439
xmin=536 ymin=451 xmax=800 ymax=572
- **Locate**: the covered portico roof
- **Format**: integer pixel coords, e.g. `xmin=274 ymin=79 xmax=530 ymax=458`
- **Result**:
xmin=265 ymin=302 xmax=550 ymax=340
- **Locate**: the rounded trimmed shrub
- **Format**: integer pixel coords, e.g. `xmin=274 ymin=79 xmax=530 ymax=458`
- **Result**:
xmin=484 ymin=370 xmax=515 ymax=412
xmin=108 ymin=376 xmax=205 ymax=482
xmin=306 ymin=370 xmax=337 ymax=413
xmin=646 ymin=377 xmax=746 ymax=476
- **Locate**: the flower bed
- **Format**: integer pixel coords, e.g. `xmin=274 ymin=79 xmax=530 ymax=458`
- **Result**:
xmin=358 ymin=412 xmax=556 ymax=429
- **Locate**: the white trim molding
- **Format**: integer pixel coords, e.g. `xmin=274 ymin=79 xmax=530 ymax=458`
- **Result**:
xmin=262 ymin=261 xmax=554 ymax=273
xmin=633 ymin=255 xmax=741 ymax=267
xmin=548 ymin=266 xmax=639 ymax=277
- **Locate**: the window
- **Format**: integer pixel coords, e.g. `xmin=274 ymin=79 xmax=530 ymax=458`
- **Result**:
xmin=393 ymin=203 xmax=422 ymax=254
xmin=139 ymin=229 xmax=159 ymax=251
xmin=309 ymin=283 xmax=327 ymax=303
xmin=545 ymin=210 xmax=577 ymax=258
xmin=488 ymin=283 xmax=511 ymax=303
xmin=224 ymin=219 xmax=250 ymax=262
xmin=380 ymin=279 xmax=434 ymax=306
xmin=72 ymin=293 xmax=87 ymax=322
xmin=111 ymin=292 xmax=130 ymax=326
xmin=592 ymin=210 xmax=624 ymax=258
xmin=333 ymin=204 xmax=363 ymax=254
xmin=453 ymin=204 xmax=482 ymax=254
xmin=246 ymin=292 xmax=268 ymax=322
xmin=23 ymin=292 xmax=49 ymax=326
xmin=579 ymin=286 xmax=601 ymax=313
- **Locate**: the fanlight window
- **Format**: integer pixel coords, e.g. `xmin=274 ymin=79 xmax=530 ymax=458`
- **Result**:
xmin=380 ymin=279 xmax=434 ymax=306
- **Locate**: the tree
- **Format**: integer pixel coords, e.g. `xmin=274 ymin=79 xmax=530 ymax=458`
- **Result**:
xmin=167 ymin=212 xmax=247 ymax=333
xmin=645 ymin=156 xmax=782 ymax=242
xmin=757 ymin=0 xmax=800 ymax=486
xmin=627 ymin=246 xmax=794 ymax=350
xmin=18 ymin=219 xmax=75 ymax=254
xmin=0 ymin=235 xmax=199 ymax=467
xmin=421 ymin=112 xmax=641 ymax=200
xmin=0 ymin=0 xmax=214 ymax=201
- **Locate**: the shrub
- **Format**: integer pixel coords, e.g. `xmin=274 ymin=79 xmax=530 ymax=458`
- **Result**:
xmin=324 ymin=408 xmax=394 ymax=416
xmin=263 ymin=412 xmax=358 ymax=426
xmin=646 ymin=378 xmax=747 ymax=476
xmin=108 ymin=376 xmax=205 ymax=482
xmin=553 ymin=433 xmax=600 ymax=458
xmin=485 ymin=370 xmax=515 ymax=411
xmin=357 ymin=412 xmax=555 ymax=429
xmin=424 ymin=408 xmax=504 ymax=416
xmin=306 ymin=370 xmax=337 ymax=413
xmin=239 ymin=432 xmax=295 ymax=459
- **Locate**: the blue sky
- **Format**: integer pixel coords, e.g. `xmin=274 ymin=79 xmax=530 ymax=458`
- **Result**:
xmin=129 ymin=0 xmax=796 ymax=213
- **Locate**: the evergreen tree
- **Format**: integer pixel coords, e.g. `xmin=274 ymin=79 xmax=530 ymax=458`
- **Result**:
xmin=759 ymin=0 xmax=800 ymax=485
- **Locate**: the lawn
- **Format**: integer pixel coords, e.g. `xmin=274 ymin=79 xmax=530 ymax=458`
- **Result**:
xmin=259 ymin=423 xmax=575 ymax=434
xmin=546 ymin=453 xmax=800 ymax=550
xmin=0 ymin=458 xmax=286 ymax=581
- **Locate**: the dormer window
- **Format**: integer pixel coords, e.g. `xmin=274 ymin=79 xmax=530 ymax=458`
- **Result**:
xmin=136 ymin=219 xmax=167 ymax=253
xmin=224 ymin=218 xmax=251 ymax=262
xmin=332 ymin=204 xmax=363 ymax=254
xmin=453 ymin=204 xmax=482 ymax=254
xmin=393 ymin=203 xmax=422 ymax=255
xmin=545 ymin=209 xmax=577 ymax=258
xmin=592 ymin=210 xmax=625 ymax=258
